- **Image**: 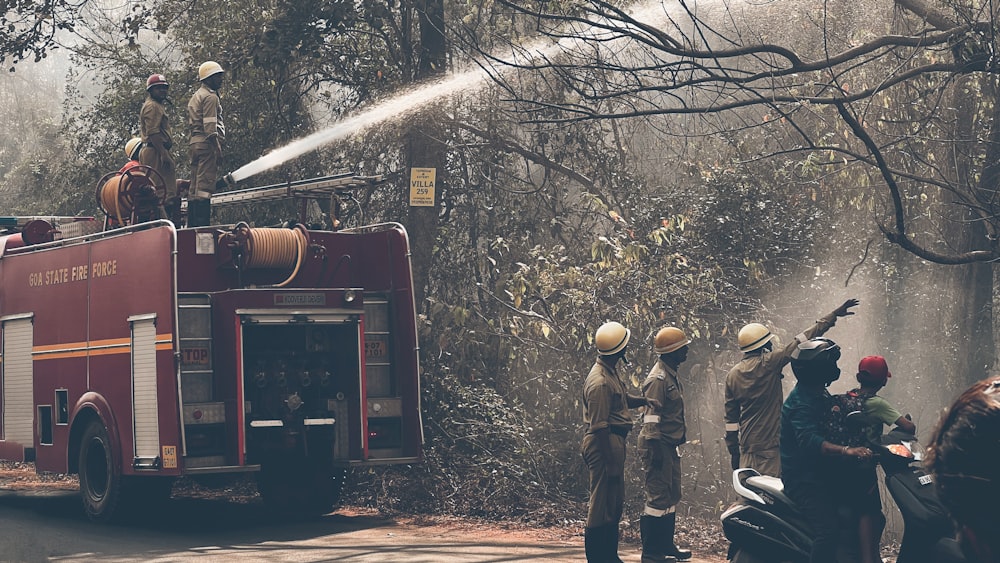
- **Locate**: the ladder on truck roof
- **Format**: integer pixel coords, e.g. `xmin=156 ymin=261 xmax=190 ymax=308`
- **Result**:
xmin=185 ymin=172 xmax=383 ymax=226
xmin=209 ymin=172 xmax=383 ymax=208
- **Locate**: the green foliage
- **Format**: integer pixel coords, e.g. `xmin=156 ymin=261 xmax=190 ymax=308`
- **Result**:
xmin=1 ymin=0 xmax=83 ymax=70
xmin=327 ymin=101 xmax=823 ymax=519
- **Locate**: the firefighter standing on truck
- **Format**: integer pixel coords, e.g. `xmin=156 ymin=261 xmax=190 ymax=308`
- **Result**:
xmin=582 ymin=321 xmax=660 ymax=563
xmin=638 ymin=326 xmax=693 ymax=563
xmin=140 ymin=73 xmax=179 ymax=224
xmin=187 ymin=60 xmax=225 ymax=227
xmin=723 ymin=298 xmax=859 ymax=476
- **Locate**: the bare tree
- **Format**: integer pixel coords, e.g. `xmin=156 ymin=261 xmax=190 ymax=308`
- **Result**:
xmin=465 ymin=0 xmax=1000 ymax=266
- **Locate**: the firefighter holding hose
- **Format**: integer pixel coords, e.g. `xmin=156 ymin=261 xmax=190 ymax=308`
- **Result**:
xmin=187 ymin=61 xmax=226 ymax=227
xmin=140 ymin=73 xmax=178 ymax=223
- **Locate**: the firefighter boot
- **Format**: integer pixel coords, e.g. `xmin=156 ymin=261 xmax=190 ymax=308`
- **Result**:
xmin=584 ymin=527 xmax=601 ymax=563
xmin=663 ymin=512 xmax=692 ymax=561
xmin=641 ymin=515 xmax=676 ymax=563
xmin=188 ymin=199 xmax=209 ymax=227
xmin=607 ymin=524 xmax=625 ymax=563
xmin=163 ymin=197 xmax=182 ymax=226
xmin=186 ymin=199 xmax=202 ymax=227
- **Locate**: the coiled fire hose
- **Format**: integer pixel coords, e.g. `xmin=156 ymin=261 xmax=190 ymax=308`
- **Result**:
xmin=95 ymin=166 xmax=164 ymax=227
xmin=237 ymin=223 xmax=309 ymax=287
xmin=98 ymin=175 xmax=131 ymax=227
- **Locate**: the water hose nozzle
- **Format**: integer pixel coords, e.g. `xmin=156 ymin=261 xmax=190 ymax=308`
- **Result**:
xmin=216 ymin=173 xmax=236 ymax=190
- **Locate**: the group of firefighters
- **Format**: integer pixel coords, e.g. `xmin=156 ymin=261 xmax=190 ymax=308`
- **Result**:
xmin=120 ymin=60 xmax=227 ymax=227
xmin=580 ymin=298 xmax=925 ymax=563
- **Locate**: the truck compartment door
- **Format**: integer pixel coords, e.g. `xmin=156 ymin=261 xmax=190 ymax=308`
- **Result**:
xmin=1 ymin=313 xmax=35 ymax=460
xmin=129 ymin=313 xmax=160 ymax=469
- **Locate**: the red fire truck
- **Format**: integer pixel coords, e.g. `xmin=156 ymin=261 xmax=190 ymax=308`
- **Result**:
xmin=0 ymin=172 xmax=423 ymax=521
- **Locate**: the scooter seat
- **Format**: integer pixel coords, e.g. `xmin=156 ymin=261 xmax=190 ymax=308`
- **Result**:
xmin=746 ymin=474 xmax=797 ymax=508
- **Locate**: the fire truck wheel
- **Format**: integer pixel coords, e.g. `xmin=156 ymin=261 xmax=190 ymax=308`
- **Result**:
xmin=79 ymin=420 xmax=123 ymax=522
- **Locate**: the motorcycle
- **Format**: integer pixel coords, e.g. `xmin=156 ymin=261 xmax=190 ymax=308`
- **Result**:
xmin=720 ymin=424 xmax=966 ymax=563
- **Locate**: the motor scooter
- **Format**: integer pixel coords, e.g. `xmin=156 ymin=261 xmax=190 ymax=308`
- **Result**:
xmin=720 ymin=424 xmax=967 ymax=563
xmin=875 ymin=427 xmax=965 ymax=563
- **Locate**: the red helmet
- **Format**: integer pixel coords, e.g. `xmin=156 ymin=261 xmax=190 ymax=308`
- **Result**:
xmin=146 ymin=74 xmax=169 ymax=90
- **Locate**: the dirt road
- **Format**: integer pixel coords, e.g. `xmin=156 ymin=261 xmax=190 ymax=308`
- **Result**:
xmin=0 ymin=487 xmax=727 ymax=562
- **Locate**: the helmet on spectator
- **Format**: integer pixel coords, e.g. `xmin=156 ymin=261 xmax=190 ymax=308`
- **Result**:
xmin=790 ymin=337 xmax=841 ymax=385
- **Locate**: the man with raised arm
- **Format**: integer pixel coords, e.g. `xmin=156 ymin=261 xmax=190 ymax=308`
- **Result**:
xmin=724 ymin=298 xmax=859 ymax=476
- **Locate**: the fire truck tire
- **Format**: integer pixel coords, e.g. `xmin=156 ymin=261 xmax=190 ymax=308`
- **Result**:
xmin=78 ymin=420 xmax=124 ymax=522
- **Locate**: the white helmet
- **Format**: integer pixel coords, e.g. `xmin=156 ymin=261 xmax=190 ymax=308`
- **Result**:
xmin=595 ymin=322 xmax=630 ymax=356
xmin=124 ymin=137 xmax=143 ymax=160
xmin=738 ymin=323 xmax=774 ymax=353
xmin=654 ymin=327 xmax=691 ymax=354
xmin=198 ymin=61 xmax=225 ymax=81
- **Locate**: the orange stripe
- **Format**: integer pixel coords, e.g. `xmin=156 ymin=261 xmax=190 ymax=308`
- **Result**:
xmin=32 ymin=334 xmax=174 ymax=360
xmin=34 ymin=350 xmax=90 ymax=360
xmin=87 ymin=346 xmax=131 ymax=357
xmin=33 ymin=342 xmax=86 ymax=353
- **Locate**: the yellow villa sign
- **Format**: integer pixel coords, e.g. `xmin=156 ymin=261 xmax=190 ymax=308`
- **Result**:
xmin=409 ymin=167 xmax=436 ymax=207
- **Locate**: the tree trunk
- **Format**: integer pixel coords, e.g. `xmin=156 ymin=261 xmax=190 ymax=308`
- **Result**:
xmin=405 ymin=0 xmax=447 ymax=312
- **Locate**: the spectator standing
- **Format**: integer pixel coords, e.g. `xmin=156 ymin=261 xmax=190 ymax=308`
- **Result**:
xmin=926 ymin=375 xmax=1000 ymax=563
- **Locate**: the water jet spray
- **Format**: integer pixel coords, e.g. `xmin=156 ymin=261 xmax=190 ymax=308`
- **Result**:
xmin=215 ymin=0 xmax=678 ymax=185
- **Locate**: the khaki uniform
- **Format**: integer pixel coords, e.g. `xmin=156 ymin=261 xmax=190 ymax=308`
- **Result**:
xmin=581 ymin=357 xmax=633 ymax=528
xmin=139 ymin=97 xmax=177 ymax=200
xmin=724 ymin=313 xmax=838 ymax=476
xmin=638 ymin=359 xmax=685 ymax=512
xmin=187 ymin=84 xmax=225 ymax=201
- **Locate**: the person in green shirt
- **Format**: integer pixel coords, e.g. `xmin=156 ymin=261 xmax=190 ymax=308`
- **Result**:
xmin=849 ymin=355 xmax=916 ymax=563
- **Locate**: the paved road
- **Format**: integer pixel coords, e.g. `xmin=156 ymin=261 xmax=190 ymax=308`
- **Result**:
xmin=0 ymin=489 xmax=725 ymax=562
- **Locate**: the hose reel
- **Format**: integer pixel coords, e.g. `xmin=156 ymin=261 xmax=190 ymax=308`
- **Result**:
xmin=95 ymin=165 xmax=166 ymax=229
xmin=225 ymin=223 xmax=310 ymax=287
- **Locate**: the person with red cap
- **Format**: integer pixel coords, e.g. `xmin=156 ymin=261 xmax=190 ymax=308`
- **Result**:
xmin=140 ymin=73 xmax=178 ymax=223
xmin=842 ymin=355 xmax=916 ymax=563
